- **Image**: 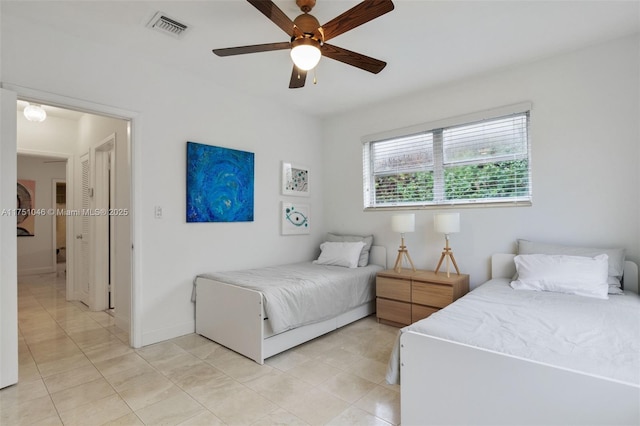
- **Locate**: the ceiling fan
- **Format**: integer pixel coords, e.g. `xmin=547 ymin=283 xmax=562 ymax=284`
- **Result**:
xmin=212 ymin=0 xmax=394 ymax=88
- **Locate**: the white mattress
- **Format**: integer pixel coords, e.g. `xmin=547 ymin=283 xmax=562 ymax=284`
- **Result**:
xmin=387 ymin=278 xmax=640 ymax=385
xmin=198 ymin=262 xmax=382 ymax=334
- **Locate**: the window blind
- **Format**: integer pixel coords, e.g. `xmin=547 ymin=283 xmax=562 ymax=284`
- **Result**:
xmin=363 ymin=105 xmax=531 ymax=209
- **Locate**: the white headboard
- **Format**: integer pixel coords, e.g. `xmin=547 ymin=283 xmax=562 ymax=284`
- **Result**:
xmin=491 ymin=253 xmax=639 ymax=294
xmin=370 ymin=245 xmax=387 ymax=269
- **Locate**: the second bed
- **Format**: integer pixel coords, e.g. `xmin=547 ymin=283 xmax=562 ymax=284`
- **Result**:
xmin=193 ymin=245 xmax=386 ymax=364
xmin=389 ymin=252 xmax=640 ymax=425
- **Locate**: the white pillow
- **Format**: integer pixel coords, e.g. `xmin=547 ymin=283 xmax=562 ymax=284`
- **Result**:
xmin=325 ymin=233 xmax=373 ymax=267
xmin=517 ymin=239 xmax=625 ymax=283
xmin=608 ymin=277 xmax=624 ymax=295
xmin=510 ymin=254 xmax=609 ymax=299
xmin=314 ymin=241 xmax=366 ymax=268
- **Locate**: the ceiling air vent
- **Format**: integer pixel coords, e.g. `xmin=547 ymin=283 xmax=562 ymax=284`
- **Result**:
xmin=146 ymin=12 xmax=189 ymax=38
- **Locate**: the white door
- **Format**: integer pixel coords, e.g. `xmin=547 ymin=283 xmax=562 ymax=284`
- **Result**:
xmin=0 ymin=88 xmax=18 ymax=389
xmin=77 ymin=153 xmax=90 ymax=305
xmin=108 ymin=151 xmax=115 ymax=310
xmin=90 ymin=135 xmax=115 ymax=311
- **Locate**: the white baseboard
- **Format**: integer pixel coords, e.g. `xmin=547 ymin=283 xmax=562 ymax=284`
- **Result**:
xmin=141 ymin=320 xmax=195 ymax=347
xmin=18 ymin=266 xmax=56 ymax=276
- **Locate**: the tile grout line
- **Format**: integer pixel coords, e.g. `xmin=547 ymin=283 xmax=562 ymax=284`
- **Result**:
xmin=12 ymin=272 xmax=401 ymax=425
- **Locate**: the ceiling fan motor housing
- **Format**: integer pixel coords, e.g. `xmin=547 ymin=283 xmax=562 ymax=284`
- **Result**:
xmin=291 ymin=36 xmax=320 ymax=51
xmin=293 ymin=13 xmax=322 ymax=39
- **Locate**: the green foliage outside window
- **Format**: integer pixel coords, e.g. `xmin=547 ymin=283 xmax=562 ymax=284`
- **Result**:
xmin=445 ymin=159 xmax=529 ymax=200
xmin=374 ymin=159 xmax=528 ymax=204
xmin=375 ymin=172 xmax=434 ymax=203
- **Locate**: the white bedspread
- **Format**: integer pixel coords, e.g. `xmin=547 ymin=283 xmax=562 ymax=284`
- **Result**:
xmin=198 ymin=262 xmax=382 ymax=334
xmin=387 ymin=278 xmax=640 ymax=385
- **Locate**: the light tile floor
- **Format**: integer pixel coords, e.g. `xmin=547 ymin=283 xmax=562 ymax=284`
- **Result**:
xmin=1 ymin=272 xmax=401 ymax=425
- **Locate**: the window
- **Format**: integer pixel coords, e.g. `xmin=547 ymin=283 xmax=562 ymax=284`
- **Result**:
xmin=363 ymin=103 xmax=531 ymax=209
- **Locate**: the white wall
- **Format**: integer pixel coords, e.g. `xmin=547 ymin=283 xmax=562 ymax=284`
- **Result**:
xmin=322 ymin=34 xmax=640 ymax=288
xmin=17 ymin=113 xmax=78 ymax=155
xmin=2 ymin=11 xmax=324 ymax=346
xmin=16 ymin=155 xmax=66 ymax=275
xmin=0 ymin=89 xmax=19 ymax=389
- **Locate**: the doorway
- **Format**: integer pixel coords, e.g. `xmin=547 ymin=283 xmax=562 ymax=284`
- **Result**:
xmin=54 ymin=181 xmax=67 ymax=277
xmin=16 ymin=155 xmax=68 ymax=278
xmin=1 ymin=87 xmax=140 ymax=389
xmin=16 ymin=99 xmax=133 ymax=340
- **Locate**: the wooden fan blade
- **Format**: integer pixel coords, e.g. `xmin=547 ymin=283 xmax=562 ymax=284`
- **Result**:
xmin=322 ymin=0 xmax=394 ymax=42
xmin=247 ymin=0 xmax=295 ymax=36
xmin=289 ymin=65 xmax=307 ymax=88
xmin=321 ymin=43 xmax=386 ymax=74
xmin=213 ymin=41 xmax=290 ymax=56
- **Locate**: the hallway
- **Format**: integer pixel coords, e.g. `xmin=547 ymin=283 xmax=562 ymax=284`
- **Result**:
xmin=0 ymin=273 xmax=400 ymax=425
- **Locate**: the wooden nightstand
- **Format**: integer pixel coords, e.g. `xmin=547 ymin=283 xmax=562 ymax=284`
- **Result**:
xmin=376 ymin=269 xmax=469 ymax=327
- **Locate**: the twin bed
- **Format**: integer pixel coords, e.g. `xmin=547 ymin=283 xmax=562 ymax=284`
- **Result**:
xmin=193 ymin=243 xmax=385 ymax=364
xmin=193 ymin=237 xmax=639 ymax=425
xmin=392 ymin=244 xmax=640 ymax=425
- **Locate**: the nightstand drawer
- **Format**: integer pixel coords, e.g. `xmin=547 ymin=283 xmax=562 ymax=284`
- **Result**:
xmin=412 ymin=304 xmax=439 ymax=323
xmin=377 ymin=298 xmax=411 ymax=325
xmin=377 ymin=277 xmax=411 ymax=302
xmin=412 ymin=282 xmax=453 ymax=308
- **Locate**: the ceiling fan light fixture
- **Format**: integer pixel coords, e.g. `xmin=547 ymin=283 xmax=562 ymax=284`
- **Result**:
xmin=23 ymin=104 xmax=47 ymax=122
xmin=290 ymin=37 xmax=321 ymax=71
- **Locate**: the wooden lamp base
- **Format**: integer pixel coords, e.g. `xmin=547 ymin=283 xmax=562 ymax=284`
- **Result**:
xmin=434 ymin=237 xmax=460 ymax=277
xmin=394 ymin=236 xmax=416 ymax=273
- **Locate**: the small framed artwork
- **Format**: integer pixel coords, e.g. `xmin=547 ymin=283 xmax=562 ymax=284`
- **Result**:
xmin=17 ymin=179 xmax=35 ymax=237
xmin=281 ymin=161 xmax=309 ymax=197
xmin=281 ymin=202 xmax=310 ymax=235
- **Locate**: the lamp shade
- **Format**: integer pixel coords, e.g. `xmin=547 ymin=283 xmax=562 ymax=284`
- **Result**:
xmin=391 ymin=213 xmax=415 ymax=233
xmin=434 ymin=213 xmax=460 ymax=234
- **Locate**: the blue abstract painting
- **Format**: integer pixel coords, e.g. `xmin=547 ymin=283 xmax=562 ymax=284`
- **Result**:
xmin=186 ymin=142 xmax=254 ymax=222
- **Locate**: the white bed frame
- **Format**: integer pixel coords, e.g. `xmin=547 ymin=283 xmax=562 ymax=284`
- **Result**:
xmin=195 ymin=246 xmax=386 ymax=364
xmin=401 ymin=253 xmax=640 ymax=426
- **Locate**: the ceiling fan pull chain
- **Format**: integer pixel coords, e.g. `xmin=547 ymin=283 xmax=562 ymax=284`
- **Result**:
xmin=313 ymin=68 xmax=317 ymax=85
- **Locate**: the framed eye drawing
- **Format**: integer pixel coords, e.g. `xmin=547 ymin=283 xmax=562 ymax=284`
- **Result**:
xmin=281 ymin=202 xmax=310 ymax=235
xmin=281 ymin=161 xmax=309 ymax=197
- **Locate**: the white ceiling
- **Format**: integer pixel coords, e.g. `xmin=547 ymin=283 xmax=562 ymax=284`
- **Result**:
xmin=5 ymin=1 xmax=640 ymax=118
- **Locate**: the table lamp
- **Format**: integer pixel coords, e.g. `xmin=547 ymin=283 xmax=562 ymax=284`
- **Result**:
xmin=392 ymin=213 xmax=416 ymax=273
xmin=434 ymin=212 xmax=460 ymax=277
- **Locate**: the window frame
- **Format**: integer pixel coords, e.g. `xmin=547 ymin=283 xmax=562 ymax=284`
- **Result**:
xmin=362 ymin=102 xmax=532 ymax=210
